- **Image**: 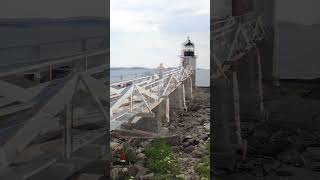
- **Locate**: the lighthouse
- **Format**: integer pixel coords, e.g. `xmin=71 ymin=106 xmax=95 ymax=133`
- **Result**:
xmin=181 ymin=36 xmax=197 ymax=89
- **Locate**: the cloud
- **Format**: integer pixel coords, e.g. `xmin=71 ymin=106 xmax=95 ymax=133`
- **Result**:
xmin=111 ymin=0 xmax=209 ymax=32
xmin=111 ymin=0 xmax=210 ymax=69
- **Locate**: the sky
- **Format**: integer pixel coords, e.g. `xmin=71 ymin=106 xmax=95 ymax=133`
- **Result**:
xmin=110 ymin=0 xmax=210 ymax=69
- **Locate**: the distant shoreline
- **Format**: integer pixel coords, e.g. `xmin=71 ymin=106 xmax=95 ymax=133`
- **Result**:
xmin=110 ymin=67 xmax=210 ymax=70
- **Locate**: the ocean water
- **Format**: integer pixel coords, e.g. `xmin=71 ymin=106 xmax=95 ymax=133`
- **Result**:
xmin=2 ymin=20 xmax=319 ymax=80
xmin=0 ymin=20 xmax=107 ymax=72
xmin=110 ymin=68 xmax=210 ymax=87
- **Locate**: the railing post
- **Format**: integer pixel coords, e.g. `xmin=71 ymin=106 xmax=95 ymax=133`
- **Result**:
xmin=130 ymin=93 xmax=133 ymax=112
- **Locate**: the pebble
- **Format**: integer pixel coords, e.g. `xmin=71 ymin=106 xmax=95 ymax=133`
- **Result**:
xmin=204 ymin=123 xmax=210 ymax=131
xmin=136 ymin=147 xmax=142 ymax=154
xmin=176 ymin=174 xmax=186 ymax=179
xmin=142 ymin=173 xmax=154 ymax=179
xmin=183 ymin=141 xmax=190 ymax=147
xmin=111 ymin=168 xmax=120 ymax=179
xmin=192 ymin=150 xmax=202 ymax=158
xmin=137 ymin=153 xmax=146 ymax=160
xmin=184 ymin=145 xmax=195 ymax=153
xmin=187 ymin=138 xmax=195 ymax=144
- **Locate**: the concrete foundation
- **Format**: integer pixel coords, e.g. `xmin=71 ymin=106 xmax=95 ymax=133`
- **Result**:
xmin=159 ymin=97 xmax=170 ymax=123
xmin=169 ymin=85 xmax=187 ymax=111
xmin=129 ymin=97 xmax=169 ymax=133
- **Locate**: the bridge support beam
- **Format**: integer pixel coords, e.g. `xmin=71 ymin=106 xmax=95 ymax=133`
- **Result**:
xmin=159 ymin=97 xmax=170 ymax=123
xmin=129 ymin=98 xmax=169 ymax=134
xmin=238 ymin=51 xmax=264 ymax=120
xmin=169 ymin=84 xmax=187 ymax=111
xmin=184 ymin=77 xmax=193 ymax=100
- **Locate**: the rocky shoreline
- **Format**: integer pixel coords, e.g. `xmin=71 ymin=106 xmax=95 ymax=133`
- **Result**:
xmin=214 ymin=81 xmax=320 ymax=180
xmin=110 ymin=87 xmax=210 ymax=180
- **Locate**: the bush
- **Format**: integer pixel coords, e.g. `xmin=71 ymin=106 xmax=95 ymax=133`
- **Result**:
xmin=144 ymin=138 xmax=180 ymax=175
xmin=196 ymin=142 xmax=210 ymax=178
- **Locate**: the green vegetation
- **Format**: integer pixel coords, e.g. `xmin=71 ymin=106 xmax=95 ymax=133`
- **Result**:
xmin=144 ymin=138 xmax=180 ymax=175
xmin=195 ymin=142 xmax=210 ymax=178
xmin=123 ymin=143 xmax=137 ymax=163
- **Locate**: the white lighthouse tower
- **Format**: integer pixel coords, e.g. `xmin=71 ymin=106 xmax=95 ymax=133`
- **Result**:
xmin=181 ymin=37 xmax=197 ymax=88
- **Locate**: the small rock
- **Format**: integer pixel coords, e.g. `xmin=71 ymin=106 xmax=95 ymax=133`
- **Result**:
xmin=199 ymin=144 xmax=207 ymax=153
xmin=169 ymin=135 xmax=181 ymax=146
xmin=111 ymin=168 xmax=120 ymax=180
xmin=136 ymin=148 xmax=142 ymax=154
xmin=169 ymin=124 xmax=175 ymax=131
xmin=200 ymin=134 xmax=209 ymax=141
xmin=141 ymin=173 xmax=154 ymax=179
xmin=184 ymin=145 xmax=195 ymax=153
xmin=137 ymin=153 xmax=146 ymax=160
xmin=187 ymin=138 xmax=195 ymax=144
xmin=192 ymin=175 xmax=200 ymax=179
xmin=187 ymin=166 xmax=195 ymax=174
xmin=176 ymin=174 xmax=186 ymax=179
xmin=192 ymin=150 xmax=202 ymax=158
xmin=204 ymin=123 xmax=210 ymax=131
xmin=193 ymin=139 xmax=199 ymax=145
xmin=119 ymin=167 xmax=129 ymax=177
xmin=183 ymin=141 xmax=190 ymax=147
xmin=172 ymin=146 xmax=180 ymax=152
xmin=135 ymin=164 xmax=147 ymax=177
xmin=128 ymin=166 xmax=139 ymax=176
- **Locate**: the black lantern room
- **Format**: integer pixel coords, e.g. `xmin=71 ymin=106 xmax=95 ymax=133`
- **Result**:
xmin=183 ymin=36 xmax=195 ymax=57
